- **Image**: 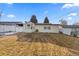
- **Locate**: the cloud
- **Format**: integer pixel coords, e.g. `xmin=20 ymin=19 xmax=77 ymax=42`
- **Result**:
xmin=7 ymin=14 xmax=15 ymax=18
xmin=67 ymin=17 xmax=72 ymax=20
xmin=68 ymin=13 xmax=77 ymax=16
xmin=67 ymin=13 xmax=77 ymax=20
xmin=62 ymin=3 xmax=79 ymax=8
xmin=7 ymin=3 xmax=13 ymax=5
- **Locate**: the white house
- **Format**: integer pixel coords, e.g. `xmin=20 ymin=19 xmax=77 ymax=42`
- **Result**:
xmin=0 ymin=21 xmax=24 ymax=35
xmin=0 ymin=21 xmax=79 ymax=37
xmin=23 ymin=22 xmax=61 ymax=33
xmin=60 ymin=25 xmax=79 ymax=37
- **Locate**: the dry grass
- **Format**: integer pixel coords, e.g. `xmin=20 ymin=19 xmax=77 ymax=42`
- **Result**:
xmin=0 ymin=32 xmax=79 ymax=56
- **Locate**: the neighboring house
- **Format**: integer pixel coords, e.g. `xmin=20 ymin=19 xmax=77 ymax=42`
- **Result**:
xmin=0 ymin=21 xmax=23 ymax=35
xmin=0 ymin=21 xmax=79 ymax=37
xmin=61 ymin=25 xmax=79 ymax=37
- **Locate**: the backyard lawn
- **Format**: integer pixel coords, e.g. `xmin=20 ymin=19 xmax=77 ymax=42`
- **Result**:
xmin=0 ymin=33 xmax=79 ymax=56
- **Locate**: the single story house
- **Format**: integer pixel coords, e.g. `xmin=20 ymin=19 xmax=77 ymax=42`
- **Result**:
xmin=0 ymin=21 xmax=23 ymax=35
xmin=0 ymin=21 xmax=79 ymax=37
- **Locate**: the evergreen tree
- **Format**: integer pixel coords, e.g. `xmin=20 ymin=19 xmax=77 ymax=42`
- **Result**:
xmin=30 ymin=15 xmax=38 ymax=23
xmin=44 ymin=16 xmax=49 ymax=23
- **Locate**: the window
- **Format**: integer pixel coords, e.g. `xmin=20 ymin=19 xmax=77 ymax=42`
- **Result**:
xmin=44 ymin=27 xmax=46 ymax=29
xmin=48 ymin=27 xmax=51 ymax=30
xmin=17 ymin=24 xmax=23 ymax=27
xmin=44 ymin=26 xmax=51 ymax=30
xmin=27 ymin=24 xmax=30 ymax=26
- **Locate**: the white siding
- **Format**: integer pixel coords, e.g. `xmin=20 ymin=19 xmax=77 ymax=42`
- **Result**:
xmin=16 ymin=26 xmax=24 ymax=32
xmin=61 ymin=28 xmax=72 ymax=35
xmin=0 ymin=25 xmax=4 ymax=32
xmin=61 ymin=28 xmax=79 ymax=36
xmin=76 ymin=28 xmax=79 ymax=32
xmin=35 ymin=25 xmax=60 ymax=33
xmin=23 ymin=24 xmax=35 ymax=33
xmin=0 ymin=25 xmax=16 ymax=32
xmin=76 ymin=28 xmax=79 ymax=37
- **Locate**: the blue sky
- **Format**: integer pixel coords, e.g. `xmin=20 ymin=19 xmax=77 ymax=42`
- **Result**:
xmin=0 ymin=3 xmax=79 ymax=24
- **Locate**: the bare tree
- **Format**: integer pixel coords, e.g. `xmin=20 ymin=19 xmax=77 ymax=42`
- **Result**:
xmin=59 ymin=19 xmax=67 ymax=25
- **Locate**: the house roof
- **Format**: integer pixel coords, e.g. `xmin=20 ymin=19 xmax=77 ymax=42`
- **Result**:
xmin=36 ymin=23 xmax=79 ymax=28
xmin=0 ymin=21 xmax=23 ymax=25
xmin=35 ymin=23 xmax=61 ymax=26
xmin=0 ymin=21 xmax=79 ymax=28
xmin=62 ymin=25 xmax=79 ymax=28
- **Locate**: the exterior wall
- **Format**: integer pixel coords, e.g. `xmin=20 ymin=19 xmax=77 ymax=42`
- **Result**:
xmin=76 ymin=28 xmax=79 ymax=32
xmin=77 ymin=32 xmax=79 ymax=37
xmin=76 ymin=28 xmax=79 ymax=37
xmin=23 ymin=22 xmax=60 ymax=33
xmin=0 ymin=25 xmax=24 ymax=33
xmin=0 ymin=25 xmax=4 ymax=32
xmin=61 ymin=28 xmax=79 ymax=36
xmin=23 ymin=23 xmax=35 ymax=33
xmin=0 ymin=25 xmax=16 ymax=32
xmin=35 ymin=25 xmax=60 ymax=33
xmin=61 ymin=28 xmax=72 ymax=35
xmin=1 ymin=22 xmax=79 ymax=37
xmin=15 ymin=26 xmax=24 ymax=32
xmin=0 ymin=22 xmax=61 ymax=34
